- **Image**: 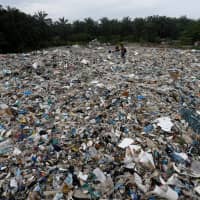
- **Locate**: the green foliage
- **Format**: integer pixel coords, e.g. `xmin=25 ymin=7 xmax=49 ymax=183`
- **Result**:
xmin=180 ymin=21 xmax=200 ymax=45
xmin=0 ymin=5 xmax=199 ymax=53
xmin=0 ymin=6 xmax=51 ymax=52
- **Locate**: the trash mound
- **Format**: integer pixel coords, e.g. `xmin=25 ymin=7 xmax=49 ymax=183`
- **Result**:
xmin=0 ymin=45 xmax=200 ymax=199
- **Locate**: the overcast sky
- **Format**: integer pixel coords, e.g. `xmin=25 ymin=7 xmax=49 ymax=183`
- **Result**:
xmin=1 ymin=0 xmax=199 ymax=21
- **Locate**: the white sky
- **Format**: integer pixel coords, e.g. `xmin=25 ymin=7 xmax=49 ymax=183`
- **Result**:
xmin=1 ymin=0 xmax=199 ymax=21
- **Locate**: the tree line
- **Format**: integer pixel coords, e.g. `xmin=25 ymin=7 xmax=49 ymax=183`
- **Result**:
xmin=0 ymin=5 xmax=200 ymax=53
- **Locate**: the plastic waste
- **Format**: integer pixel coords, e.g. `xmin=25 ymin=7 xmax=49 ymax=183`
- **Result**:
xmin=154 ymin=117 xmax=174 ymax=132
xmin=93 ymin=168 xmax=106 ymax=183
xmin=0 ymin=45 xmax=199 ymax=199
xmin=118 ymin=138 xmax=134 ymax=149
xmin=152 ymin=185 xmax=178 ymax=200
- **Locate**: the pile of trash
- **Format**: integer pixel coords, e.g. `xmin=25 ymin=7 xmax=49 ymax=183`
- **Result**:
xmin=0 ymin=45 xmax=200 ymax=200
xmin=88 ymin=39 xmax=101 ymax=48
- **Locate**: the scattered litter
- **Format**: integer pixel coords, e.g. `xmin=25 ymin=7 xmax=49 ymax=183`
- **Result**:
xmin=155 ymin=117 xmax=174 ymax=132
xmin=118 ymin=138 xmax=134 ymax=148
xmin=0 ymin=45 xmax=200 ymax=199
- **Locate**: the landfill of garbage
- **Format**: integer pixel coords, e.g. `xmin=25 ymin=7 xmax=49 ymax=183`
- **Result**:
xmin=0 ymin=44 xmax=200 ymax=200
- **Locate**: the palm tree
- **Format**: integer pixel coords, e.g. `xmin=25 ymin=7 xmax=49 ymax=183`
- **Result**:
xmin=34 ymin=11 xmax=52 ymax=25
xmin=57 ymin=17 xmax=68 ymax=25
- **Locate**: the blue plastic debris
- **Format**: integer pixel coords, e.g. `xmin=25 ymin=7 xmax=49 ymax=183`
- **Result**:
xmin=95 ymin=115 xmax=102 ymax=123
xmin=18 ymin=109 xmax=28 ymax=115
xmin=137 ymin=95 xmax=145 ymax=101
xmin=148 ymin=196 xmax=156 ymax=200
xmin=144 ymin=124 xmax=154 ymax=133
xmin=65 ymin=173 xmax=73 ymax=186
xmin=31 ymin=155 xmax=37 ymax=163
xmin=23 ymin=90 xmax=32 ymax=96
xmin=114 ymin=183 xmax=125 ymax=190
xmin=170 ymin=152 xmax=186 ymax=163
xmin=120 ymin=126 xmax=129 ymax=133
xmin=71 ymin=128 xmax=77 ymax=136
xmin=180 ymin=108 xmax=200 ymax=134
xmin=174 ymin=186 xmax=181 ymax=196
xmin=129 ymin=190 xmax=140 ymax=200
xmin=0 ymin=124 xmax=5 ymax=131
xmin=108 ymin=119 xmax=116 ymax=125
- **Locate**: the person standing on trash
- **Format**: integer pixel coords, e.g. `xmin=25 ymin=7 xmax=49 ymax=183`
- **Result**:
xmin=120 ymin=43 xmax=127 ymax=63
